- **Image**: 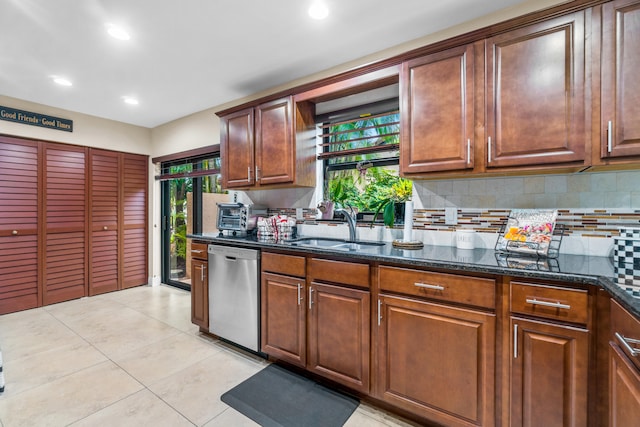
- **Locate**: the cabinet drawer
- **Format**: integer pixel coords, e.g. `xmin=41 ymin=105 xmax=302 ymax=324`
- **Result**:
xmin=510 ymin=282 xmax=588 ymax=324
xmin=309 ymin=258 xmax=369 ymax=289
xmin=191 ymin=242 xmax=208 ymax=260
xmin=611 ymin=299 xmax=640 ymax=372
xmin=262 ymin=252 xmax=306 ymax=277
xmin=378 ymin=266 xmax=495 ymax=309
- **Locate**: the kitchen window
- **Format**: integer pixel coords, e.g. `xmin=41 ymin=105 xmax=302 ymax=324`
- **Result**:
xmin=316 ymin=94 xmax=401 ymax=217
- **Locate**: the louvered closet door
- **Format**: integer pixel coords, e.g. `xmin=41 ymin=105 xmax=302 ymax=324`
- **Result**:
xmin=89 ymin=149 xmax=119 ymax=295
xmin=121 ymin=154 xmax=148 ymax=289
xmin=0 ymin=137 xmax=40 ymax=314
xmin=43 ymin=144 xmax=87 ymax=304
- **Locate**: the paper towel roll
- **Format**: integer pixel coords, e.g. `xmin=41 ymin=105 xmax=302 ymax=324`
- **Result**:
xmin=403 ymin=201 xmax=413 ymax=242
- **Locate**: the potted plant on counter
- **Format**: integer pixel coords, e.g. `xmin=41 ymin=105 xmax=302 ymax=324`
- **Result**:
xmin=370 ymin=176 xmax=413 ymax=227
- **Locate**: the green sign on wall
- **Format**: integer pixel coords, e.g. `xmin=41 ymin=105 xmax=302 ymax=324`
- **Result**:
xmin=0 ymin=105 xmax=73 ymax=132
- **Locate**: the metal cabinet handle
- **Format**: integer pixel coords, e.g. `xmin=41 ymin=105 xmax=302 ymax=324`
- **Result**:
xmin=525 ymin=298 xmax=570 ymax=310
xmin=467 ymin=139 xmax=471 ymax=165
xmin=201 ymin=265 xmax=206 ymax=282
xmin=514 ymin=323 xmax=519 ymax=359
xmin=415 ymin=282 xmax=445 ymax=291
xmin=247 ymin=166 xmax=251 ymax=181
xmin=103 ymin=226 xmax=108 ymax=231
xmin=12 ymin=230 xmax=18 ymax=235
xmin=256 ymin=166 xmax=260 ymax=181
xmin=309 ymin=287 xmax=314 ymax=310
xmin=487 ymin=137 xmax=492 ymax=163
xmin=377 ymin=299 xmax=382 ymax=326
xmin=297 ymin=283 xmax=302 ymax=306
xmin=615 ymin=332 xmax=640 ymax=357
xmin=607 ymin=120 xmax=613 ymax=153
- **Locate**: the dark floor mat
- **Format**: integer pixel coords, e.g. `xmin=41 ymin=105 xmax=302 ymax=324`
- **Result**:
xmin=221 ymin=364 xmax=359 ymax=427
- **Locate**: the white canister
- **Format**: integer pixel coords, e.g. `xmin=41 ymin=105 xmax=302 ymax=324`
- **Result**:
xmin=456 ymin=229 xmax=476 ymax=250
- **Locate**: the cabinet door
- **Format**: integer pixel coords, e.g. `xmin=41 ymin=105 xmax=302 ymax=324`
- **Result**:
xmin=486 ymin=12 xmax=585 ymax=168
xmin=377 ymin=294 xmax=495 ymax=426
xmin=261 ymin=272 xmax=306 ymax=368
xmin=221 ymin=107 xmax=255 ymax=188
xmin=43 ymin=144 xmax=87 ymax=305
xmin=0 ymin=137 xmax=39 ymax=314
xmin=191 ymin=258 xmax=209 ymax=329
xmin=510 ymin=317 xmax=588 ymax=427
xmin=255 ymin=97 xmax=295 ymax=186
xmin=610 ymin=343 xmax=640 ymax=426
xmin=121 ymin=153 xmax=148 ymax=289
xmin=401 ymin=44 xmax=475 ymax=174
xmin=308 ymin=282 xmax=370 ymax=393
xmin=601 ymin=0 xmax=640 ymax=158
xmin=89 ymin=149 xmax=120 ymax=295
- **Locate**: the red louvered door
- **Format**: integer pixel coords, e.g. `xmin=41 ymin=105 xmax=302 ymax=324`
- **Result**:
xmin=89 ymin=149 xmax=120 ymax=295
xmin=43 ymin=144 xmax=87 ymax=304
xmin=121 ymin=153 xmax=148 ymax=289
xmin=0 ymin=136 xmax=40 ymax=314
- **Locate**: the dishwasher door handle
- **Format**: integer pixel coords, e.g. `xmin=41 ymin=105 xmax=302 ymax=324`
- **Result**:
xmin=224 ymin=256 xmax=238 ymax=262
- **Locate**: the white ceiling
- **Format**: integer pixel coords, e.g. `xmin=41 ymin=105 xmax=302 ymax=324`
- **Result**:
xmin=0 ymin=0 xmax=530 ymax=128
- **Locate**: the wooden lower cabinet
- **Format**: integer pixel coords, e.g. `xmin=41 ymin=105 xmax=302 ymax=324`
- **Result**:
xmin=191 ymin=258 xmax=208 ymax=329
xmin=308 ymin=282 xmax=370 ymax=393
xmin=609 ymin=343 xmax=640 ymax=426
xmin=510 ymin=317 xmax=589 ymax=427
xmin=376 ymin=294 xmax=495 ymax=427
xmin=609 ymin=299 xmax=640 ymax=425
xmin=261 ymin=271 xmax=307 ymax=367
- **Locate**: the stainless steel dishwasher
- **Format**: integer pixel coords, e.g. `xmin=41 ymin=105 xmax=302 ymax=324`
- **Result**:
xmin=207 ymin=244 xmax=260 ymax=352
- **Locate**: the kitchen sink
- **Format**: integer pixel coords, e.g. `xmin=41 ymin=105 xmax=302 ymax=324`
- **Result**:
xmin=286 ymin=237 xmax=385 ymax=250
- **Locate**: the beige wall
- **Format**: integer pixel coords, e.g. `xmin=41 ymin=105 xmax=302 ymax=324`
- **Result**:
xmin=0 ymin=95 xmax=152 ymax=154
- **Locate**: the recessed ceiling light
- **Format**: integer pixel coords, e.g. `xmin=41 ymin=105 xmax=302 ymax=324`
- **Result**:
xmin=52 ymin=77 xmax=72 ymax=86
xmin=106 ymin=23 xmax=130 ymax=40
xmin=123 ymin=96 xmax=139 ymax=105
xmin=308 ymin=2 xmax=329 ymax=20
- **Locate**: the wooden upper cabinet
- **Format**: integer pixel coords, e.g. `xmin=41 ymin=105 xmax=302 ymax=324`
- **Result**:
xmin=255 ymin=97 xmax=295 ymax=186
xmin=601 ymin=0 xmax=640 ymax=159
xmin=485 ymin=11 xmax=586 ymax=168
xmin=221 ymin=107 xmax=255 ymax=188
xmin=401 ymin=43 xmax=475 ymax=174
xmin=220 ymin=96 xmax=315 ymax=189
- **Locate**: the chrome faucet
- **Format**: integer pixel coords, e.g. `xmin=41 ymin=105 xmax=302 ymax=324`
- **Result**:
xmin=335 ymin=207 xmax=357 ymax=242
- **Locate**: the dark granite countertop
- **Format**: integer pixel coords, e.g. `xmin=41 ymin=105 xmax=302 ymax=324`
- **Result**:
xmin=189 ymin=233 xmax=640 ymax=318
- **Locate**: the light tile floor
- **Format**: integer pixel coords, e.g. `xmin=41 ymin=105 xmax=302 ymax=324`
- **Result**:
xmin=0 ymin=285 xmax=419 ymax=427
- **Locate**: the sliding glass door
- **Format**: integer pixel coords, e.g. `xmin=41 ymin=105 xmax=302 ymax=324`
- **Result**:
xmin=160 ymin=155 xmax=224 ymax=290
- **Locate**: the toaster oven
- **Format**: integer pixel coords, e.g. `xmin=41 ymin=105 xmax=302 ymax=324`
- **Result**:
xmin=216 ymin=203 xmax=267 ymax=235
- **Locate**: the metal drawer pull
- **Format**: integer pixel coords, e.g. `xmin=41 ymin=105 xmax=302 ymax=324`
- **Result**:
xmin=467 ymin=139 xmax=471 ymax=165
xmin=191 ymin=250 xmax=204 ymax=254
xmin=525 ymin=298 xmax=570 ymax=310
xmin=201 ymin=266 xmax=206 ymax=282
xmin=607 ymin=120 xmax=612 ymax=153
xmin=487 ymin=137 xmax=492 ymax=163
xmin=297 ymin=283 xmax=302 ymax=306
xmin=12 ymin=230 xmax=18 ymax=235
xmin=377 ymin=299 xmax=382 ymax=326
xmin=615 ymin=332 xmax=640 ymax=357
xmin=415 ymin=282 xmax=445 ymax=291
